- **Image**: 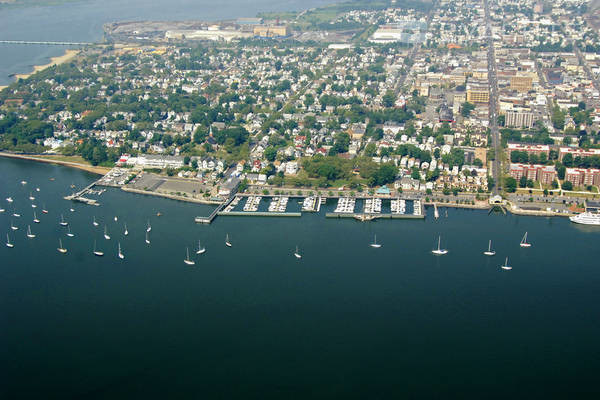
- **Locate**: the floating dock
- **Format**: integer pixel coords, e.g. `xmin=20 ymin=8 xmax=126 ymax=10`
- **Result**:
xmin=218 ymin=211 xmax=301 ymax=217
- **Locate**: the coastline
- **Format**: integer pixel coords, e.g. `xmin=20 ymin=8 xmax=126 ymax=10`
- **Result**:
xmin=0 ymin=152 xmax=111 ymax=175
xmin=121 ymin=186 xmax=223 ymax=205
xmin=13 ymin=49 xmax=80 ymax=81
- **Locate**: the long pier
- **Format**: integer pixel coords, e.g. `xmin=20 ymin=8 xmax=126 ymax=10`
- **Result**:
xmin=195 ymin=195 xmax=235 ymax=224
xmin=0 ymin=40 xmax=93 ymax=46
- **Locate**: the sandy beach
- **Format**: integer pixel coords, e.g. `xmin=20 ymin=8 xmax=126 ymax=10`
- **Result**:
xmin=14 ymin=49 xmax=80 ymax=80
xmin=0 ymin=152 xmax=111 ymax=175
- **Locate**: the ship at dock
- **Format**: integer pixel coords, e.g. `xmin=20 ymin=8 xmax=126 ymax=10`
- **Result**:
xmin=569 ymin=201 xmax=600 ymax=226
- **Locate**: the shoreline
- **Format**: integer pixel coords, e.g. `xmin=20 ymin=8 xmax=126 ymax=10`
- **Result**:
xmin=0 ymin=152 xmax=111 ymax=175
xmin=13 ymin=49 xmax=80 ymax=81
xmin=121 ymin=186 xmax=223 ymax=205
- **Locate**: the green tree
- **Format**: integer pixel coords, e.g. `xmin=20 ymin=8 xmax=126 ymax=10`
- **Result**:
xmin=461 ymin=102 xmax=475 ymax=117
xmin=505 ymin=176 xmax=517 ymax=193
xmin=562 ymin=181 xmax=573 ymax=190
xmin=264 ymin=146 xmax=277 ymax=162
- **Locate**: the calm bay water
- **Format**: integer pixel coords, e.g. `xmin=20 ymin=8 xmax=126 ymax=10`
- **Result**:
xmin=0 ymin=0 xmax=337 ymax=85
xmin=1 ymin=157 xmax=600 ymax=398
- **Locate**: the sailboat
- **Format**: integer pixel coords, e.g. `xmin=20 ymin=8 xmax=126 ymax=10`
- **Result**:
xmin=10 ymin=221 xmax=18 ymax=230
xmin=6 ymin=197 xmax=13 ymax=203
xmin=69 ymin=207 xmax=75 ymax=212
xmin=42 ymin=204 xmax=48 ymax=214
xmin=57 ymin=238 xmax=67 ymax=254
xmin=145 ymin=231 xmax=150 ymax=244
xmin=124 ymin=223 xmax=128 ymax=236
xmin=114 ymin=216 xmax=118 ymax=222
xmin=33 ymin=212 xmax=40 ymax=223
xmin=13 ymin=208 xmax=20 ymax=217
xmin=146 ymin=220 xmax=152 ymax=233
xmin=93 ymin=240 xmax=104 ymax=256
xmin=370 ymin=234 xmax=382 ymax=248
xmin=483 ymin=240 xmax=496 ymax=256
xmin=196 ymin=240 xmax=206 ymax=254
xmin=59 ymin=214 xmax=68 ymax=226
xmin=431 ymin=236 xmax=448 ymax=255
xmin=294 ymin=245 xmax=302 ymax=259
xmin=21 ymin=180 xmax=27 ymax=185
xmin=6 ymin=233 xmax=14 ymax=248
xmin=92 ymin=216 xmax=99 ymax=226
xmin=31 ymin=203 xmax=37 ymax=208
xmin=104 ymin=225 xmax=111 ymax=240
xmin=501 ymin=257 xmax=512 ymax=270
xmin=67 ymin=226 xmax=75 ymax=237
xmin=29 ymin=192 xmax=35 ymax=201
xmin=225 ymin=233 xmax=232 ymax=247
xmin=0 ymin=207 xmax=4 ymax=212
xmin=36 ymin=187 xmax=40 ymax=192
xmin=520 ymin=232 xmax=531 ymax=248
xmin=26 ymin=225 xmax=36 ymax=238
xmin=118 ymin=242 xmax=124 ymax=259
xmin=184 ymin=247 xmax=195 ymax=265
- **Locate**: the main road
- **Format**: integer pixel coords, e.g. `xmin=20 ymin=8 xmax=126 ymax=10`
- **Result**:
xmin=483 ymin=0 xmax=501 ymax=195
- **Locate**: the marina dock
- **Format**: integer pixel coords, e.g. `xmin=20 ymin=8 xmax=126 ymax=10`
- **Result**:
xmin=63 ymin=181 xmax=100 ymax=206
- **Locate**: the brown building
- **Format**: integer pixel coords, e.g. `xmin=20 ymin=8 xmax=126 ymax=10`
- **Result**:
xmin=510 ymin=164 xmax=556 ymax=185
xmin=510 ymin=75 xmax=533 ymax=92
xmin=466 ymin=83 xmax=489 ymax=104
xmin=253 ymin=25 xmax=290 ymax=37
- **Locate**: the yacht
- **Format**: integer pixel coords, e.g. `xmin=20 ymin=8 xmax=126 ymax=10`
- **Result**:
xmin=33 ymin=212 xmax=40 ymax=223
xmin=31 ymin=203 xmax=37 ymax=208
xmin=13 ymin=209 xmax=20 ymax=217
xmin=59 ymin=214 xmax=68 ymax=226
xmin=519 ymin=232 xmax=531 ymax=248
xmin=6 ymin=233 xmax=14 ymax=248
xmin=21 ymin=180 xmax=27 ymax=185
xmin=29 ymin=192 xmax=35 ymax=201
xmin=26 ymin=225 xmax=36 ymax=239
xmin=67 ymin=226 xmax=75 ymax=237
xmin=145 ymin=231 xmax=150 ymax=244
xmin=6 ymin=197 xmax=13 ymax=203
xmin=146 ymin=220 xmax=152 ymax=233
xmin=225 ymin=234 xmax=232 ymax=247
xmin=42 ymin=204 xmax=48 ymax=214
xmin=10 ymin=221 xmax=18 ymax=231
xmin=104 ymin=225 xmax=111 ymax=240
xmin=124 ymin=223 xmax=128 ymax=236
xmin=114 ymin=216 xmax=118 ymax=222
xmin=569 ymin=211 xmax=600 ymax=226
xmin=370 ymin=234 xmax=382 ymax=248
xmin=69 ymin=208 xmax=75 ymax=212
xmin=431 ymin=236 xmax=448 ymax=255
xmin=501 ymin=257 xmax=512 ymax=270
xmin=184 ymin=247 xmax=195 ymax=265
xmin=483 ymin=240 xmax=496 ymax=256
xmin=0 ymin=207 xmax=4 ymax=213
xmin=93 ymin=216 xmax=99 ymax=226
xmin=57 ymin=238 xmax=67 ymax=254
xmin=196 ymin=240 xmax=206 ymax=254
xmin=294 ymin=245 xmax=302 ymax=259
xmin=93 ymin=240 xmax=104 ymax=256
xmin=118 ymin=242 xmax=124 ymax=259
